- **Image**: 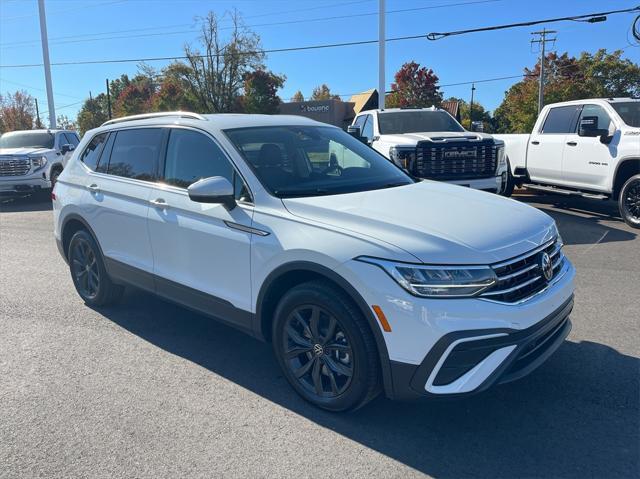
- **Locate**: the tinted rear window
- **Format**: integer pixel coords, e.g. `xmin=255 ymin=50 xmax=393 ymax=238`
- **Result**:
xmin=104 ymin=128 xmax=163 ymax=181
xmin=80 ymin=133 xmax=107 ymax=171
xmin=610 ymin=101 xmax=640 ymax=128
xmin=541 ymin=106 xmax=581 ymax=134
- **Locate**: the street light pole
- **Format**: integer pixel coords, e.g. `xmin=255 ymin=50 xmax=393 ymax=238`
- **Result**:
xmin=37 ymin=0 xmax=56 ymax=129
xmin=378 ymin=0 xmax=385 ymax=110
xmin=469 ymin=83 xmax=476 ymax=130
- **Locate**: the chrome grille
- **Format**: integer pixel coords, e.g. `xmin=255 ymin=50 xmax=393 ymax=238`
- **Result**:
xmin=414 ymin=139 xmax=497 ymax=180
xmin=481 ymin=239 xmax=565 ymax=303
xmin=0 ymin=157 xmax=31 ymax=176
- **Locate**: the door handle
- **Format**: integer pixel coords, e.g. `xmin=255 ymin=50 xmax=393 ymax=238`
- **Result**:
xmin=150 ymin=198 xmax=169 ymax=209
xmin=566 ymin=141 xmax=578 ymax=146
xmin=87 ymin=183 xmax=99 ymax=193
xmin=531 ymin=140 xmax=540 ymax=145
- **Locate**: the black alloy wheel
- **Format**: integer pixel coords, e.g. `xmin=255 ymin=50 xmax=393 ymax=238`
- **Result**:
xmin=282 ymin=304 xmax=354 ymax=397
xmin=68 ymin=229 xmax=124 ymax=306
xmin=620 ymin=174 xmax=640 ymax=229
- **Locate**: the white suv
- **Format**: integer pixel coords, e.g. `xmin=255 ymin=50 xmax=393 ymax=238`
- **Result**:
xmin=53 ymin=112 xmax=576 ymax=411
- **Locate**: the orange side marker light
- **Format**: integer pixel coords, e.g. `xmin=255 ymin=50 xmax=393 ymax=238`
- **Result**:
xmin=372 ymin=305 xmax=392 ymax=332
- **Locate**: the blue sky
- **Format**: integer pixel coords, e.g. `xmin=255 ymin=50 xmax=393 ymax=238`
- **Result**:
xmin=0 ymin=0 xmax=638 ymax=124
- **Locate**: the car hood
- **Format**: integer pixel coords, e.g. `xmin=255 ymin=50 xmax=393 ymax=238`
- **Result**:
xmin=282 ymin=181 xmax=556 ymax=265
xmin=380 ymin=131 xmax=494 ymax=146
xmin=0 ymin=147 xmax=53 ymax=156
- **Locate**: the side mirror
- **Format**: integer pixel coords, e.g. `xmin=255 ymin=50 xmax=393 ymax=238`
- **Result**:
xmin=60 ymin=143 xmax=75 ymax=154
xmin=187 ymin=176 xmax=235 ymax=209
xmin=578 ymin=116 xmax=609 ymax=138
xmin=347 ymin=125 xmax=363 ymax=140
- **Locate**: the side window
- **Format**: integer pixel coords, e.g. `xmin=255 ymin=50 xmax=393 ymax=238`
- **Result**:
xmin=541 ymin=106 xmax=581 ymax=134
xmin=578 ymin=104 xmax=612 ymax=132
xmin=353 ymin=115 xmax=366 ymax=128
xmin=105 ymin=128 xmax=163 ymax=181
xmin=64 ymin=132 xmax=79 ymax=146
xmin=164 ymin=129 xmax=234 ymax=189
xmin=361 ymin=115 xmax=374 ymax=140
xmin=79 ymin=133 xmax=107 ymax=171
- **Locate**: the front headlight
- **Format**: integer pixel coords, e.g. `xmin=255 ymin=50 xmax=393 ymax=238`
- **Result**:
xmin=30 ymin=156 xmax=47 ymax=171
xmin=496 ymin=145 xmax=506 ymax=170
xmin=356 ymin=257 xmax=497 ymax=298
xmin=389 ymin=146 xmax=416 ymax=170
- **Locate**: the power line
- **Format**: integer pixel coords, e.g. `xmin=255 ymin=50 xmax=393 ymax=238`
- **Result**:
xmin=427 ymin=5 xmax=640 ymax=40
xmin=1 ymin=0 xmax=503 ymax=49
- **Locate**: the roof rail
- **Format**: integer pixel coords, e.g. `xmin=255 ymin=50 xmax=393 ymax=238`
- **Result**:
xmin=101 ymin=111 xmax=206 ymax=126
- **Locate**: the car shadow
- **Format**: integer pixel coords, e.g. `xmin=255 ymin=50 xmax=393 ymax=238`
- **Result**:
xmin=0 ymin=194 xmax=52 ymax=212
xmin=514 ymin=192 xmax=636 ymax=246
xmin=94 ymin=288 xmax=639 ymax=478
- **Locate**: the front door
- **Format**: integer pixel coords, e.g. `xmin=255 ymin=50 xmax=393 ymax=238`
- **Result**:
xmin=147 ymin=127 xmax=254 ymax=323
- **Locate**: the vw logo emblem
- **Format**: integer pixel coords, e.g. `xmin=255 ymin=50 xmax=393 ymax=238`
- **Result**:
xmin=540 ymin=252 xmax=554 ymax=282
xmin=313 ymin=344 xmax=324 ymax=356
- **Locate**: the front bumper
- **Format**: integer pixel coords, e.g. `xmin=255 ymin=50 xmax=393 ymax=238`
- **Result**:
xmin=389 ymin=296 xmax=573 ymax=399
xmin=0 ymin=175 xmax=51 ymax=195
xmin=445 ymin=175 xmax=502 ymax=192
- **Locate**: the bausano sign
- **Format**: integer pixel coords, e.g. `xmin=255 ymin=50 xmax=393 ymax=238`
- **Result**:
xmin=300 ymin=104 xmax=330 ymax=113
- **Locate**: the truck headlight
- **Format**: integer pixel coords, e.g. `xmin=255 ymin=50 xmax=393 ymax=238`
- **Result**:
xmin=356 ymin=257 xmax=497 ymax=298
xmin=30 ymin=156 xmax=47 ymax=171
xmin=389 ymin=147 xmax=416 ymax=170
xmin=497 ymin=145 xmax=506 ymax=169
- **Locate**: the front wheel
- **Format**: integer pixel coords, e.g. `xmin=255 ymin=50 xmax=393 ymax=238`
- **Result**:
xmin=499 ymin=160 xmax=515 ymax=197
xmin=272 ymin=281 xmax=381 ymax=411
xmin=619 ymin=174 xmax=640 ymax=229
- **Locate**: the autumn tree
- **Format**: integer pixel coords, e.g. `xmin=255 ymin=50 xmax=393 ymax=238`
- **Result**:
xmin=493 ymin=49 xmax=640 ymax=133
xmin=56 ymin=115 xmax=77 ymax=130
xmin=180 ymin=11 xmax=265 ymax=112
xmin=386 ymin=61 xmax=442 ymax=108
xmin=291 ymin=90 xmax=304 ymax=102
xmin=240 ymin=69 xmax=285 ymax=113
xmin=310 ymin=84 xmax=340 ymax=101
xmin=77 ymin=95 xmax=109 ymax=135
xmin=0 ymin=90 xmax=35 ymax=133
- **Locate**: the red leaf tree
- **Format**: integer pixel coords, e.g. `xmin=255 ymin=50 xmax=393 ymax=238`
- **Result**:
xmin=386 ymin=61 xmax=443 ymax=108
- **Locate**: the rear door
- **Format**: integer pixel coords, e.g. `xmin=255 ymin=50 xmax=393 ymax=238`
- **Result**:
xmin=147 ymin=127 xmax=254 ymax=317
xmin=562 ymin=104 xmax=615 ymax=190
xmin=83 ymin=127 xmax=163 ymax=284
xmin=527 ymin=105 xmax=581 ymax=184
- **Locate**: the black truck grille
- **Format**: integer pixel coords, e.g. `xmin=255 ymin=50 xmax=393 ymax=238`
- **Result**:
xmin=414 ymin=140 xmax=497 ymax=180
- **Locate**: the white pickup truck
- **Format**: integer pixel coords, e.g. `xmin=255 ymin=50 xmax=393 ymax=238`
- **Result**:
xmin=495 ymin=98 xmax=640 ymax=228
xmin=350 ymin=108 xmax=508 ymax=194
xmin=0 ymin=129 xmax=80 ymax=196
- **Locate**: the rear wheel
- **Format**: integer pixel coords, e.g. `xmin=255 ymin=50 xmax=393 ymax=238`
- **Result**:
xmin=272 ymin=281 xmax=381 ymax=411
xmin=68 ymin=230 xmax=124 ymax=306
xmin=619 ymin=174 xmax=640 ymax=229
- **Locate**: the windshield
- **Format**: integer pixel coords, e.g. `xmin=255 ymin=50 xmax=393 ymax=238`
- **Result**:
xmin=610 ymin=101 xmax=640 ymax=128
xmin=0 ymin=131 xmax=55 ymax=149
xmin=378 ymin=111 xmax=465 ymax=134
xmin=225 ymin=125 xmax=413 ymax=198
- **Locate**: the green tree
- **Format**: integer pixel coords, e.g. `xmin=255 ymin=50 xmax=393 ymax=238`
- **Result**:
xmin=0 ymin=90 xmax=35 ymax=133
xmin=56 ymin=115 xmax=77 ymax=130
xmin=240 ymin=69 xmax=285 ymax=113
xmin=444 ymin=97 xmax=493 ymax=132
xmin=77 ymin=95 xmax=109 ymax=135
xmin=386 ymin=61 xmax=442 ymax=108
xmin=310 ymin=84 xmax=340 ymax=101
xmin=493 ymin=49 xmax=640 ymax=133
xmin=291 ymin=90 xmax=304 ymax=102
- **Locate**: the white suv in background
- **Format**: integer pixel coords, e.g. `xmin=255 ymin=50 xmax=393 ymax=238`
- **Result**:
xmin=53 ymin=112 xmax=575 ymax=411
xmin=0 ymin=129 xmax=80 ymax=195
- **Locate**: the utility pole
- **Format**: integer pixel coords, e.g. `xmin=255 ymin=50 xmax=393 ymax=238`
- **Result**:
xmin=106 ymin=78 xmax=112 ymax=119
xmin=469 ymin=83 xmax=476 ymax=130
xmin=34 ymin=99 xmax=43 ymax=129
xmin=37 ymin=0 xmax=56 ymax=128
xmin=378 ymin=0 xmax=385 ymax=110
xmin=531 ymin=28 xmax=557 ymax=114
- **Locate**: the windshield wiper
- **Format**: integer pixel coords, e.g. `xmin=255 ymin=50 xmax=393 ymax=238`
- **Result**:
xmin=274 ymin=188 xmax=330 ymax=198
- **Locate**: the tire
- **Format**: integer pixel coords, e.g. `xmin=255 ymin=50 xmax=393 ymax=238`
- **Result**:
xmin=500 ymin=161 xmax=515 ymax=197
xmin=68 ymin=229 xmax=124 ymax=306
xmin=618 ymin=174 xmax=640 ymax=229
xmin=50 ymin=166 xmax=62 ymax=190
xmin=272 ymin=280 xmax=381 ymax=412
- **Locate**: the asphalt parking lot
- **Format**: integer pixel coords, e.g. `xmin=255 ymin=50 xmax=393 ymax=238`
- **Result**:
xmin=0 ymin=191 xmax=638 ymax=478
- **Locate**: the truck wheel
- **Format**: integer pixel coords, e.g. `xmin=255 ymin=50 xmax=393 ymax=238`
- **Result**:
xmin=50 ymin=166 xmax=62 ymax=190
xmin=500 ymin=161 xmax=515 ymax=197
xmin=272 ymin=280 xmax=381 ymax=412
xmin=68 ymin=230 xmax=124 ymax=306
xmin=619 ymin=174 xmax=640 ymax=229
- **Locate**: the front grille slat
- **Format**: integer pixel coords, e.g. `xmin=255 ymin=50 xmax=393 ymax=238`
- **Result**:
xmin=481 ymin=238 xmax=565 ymax=303
xmin=0 ymin=157 xmax=31 ymax=176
